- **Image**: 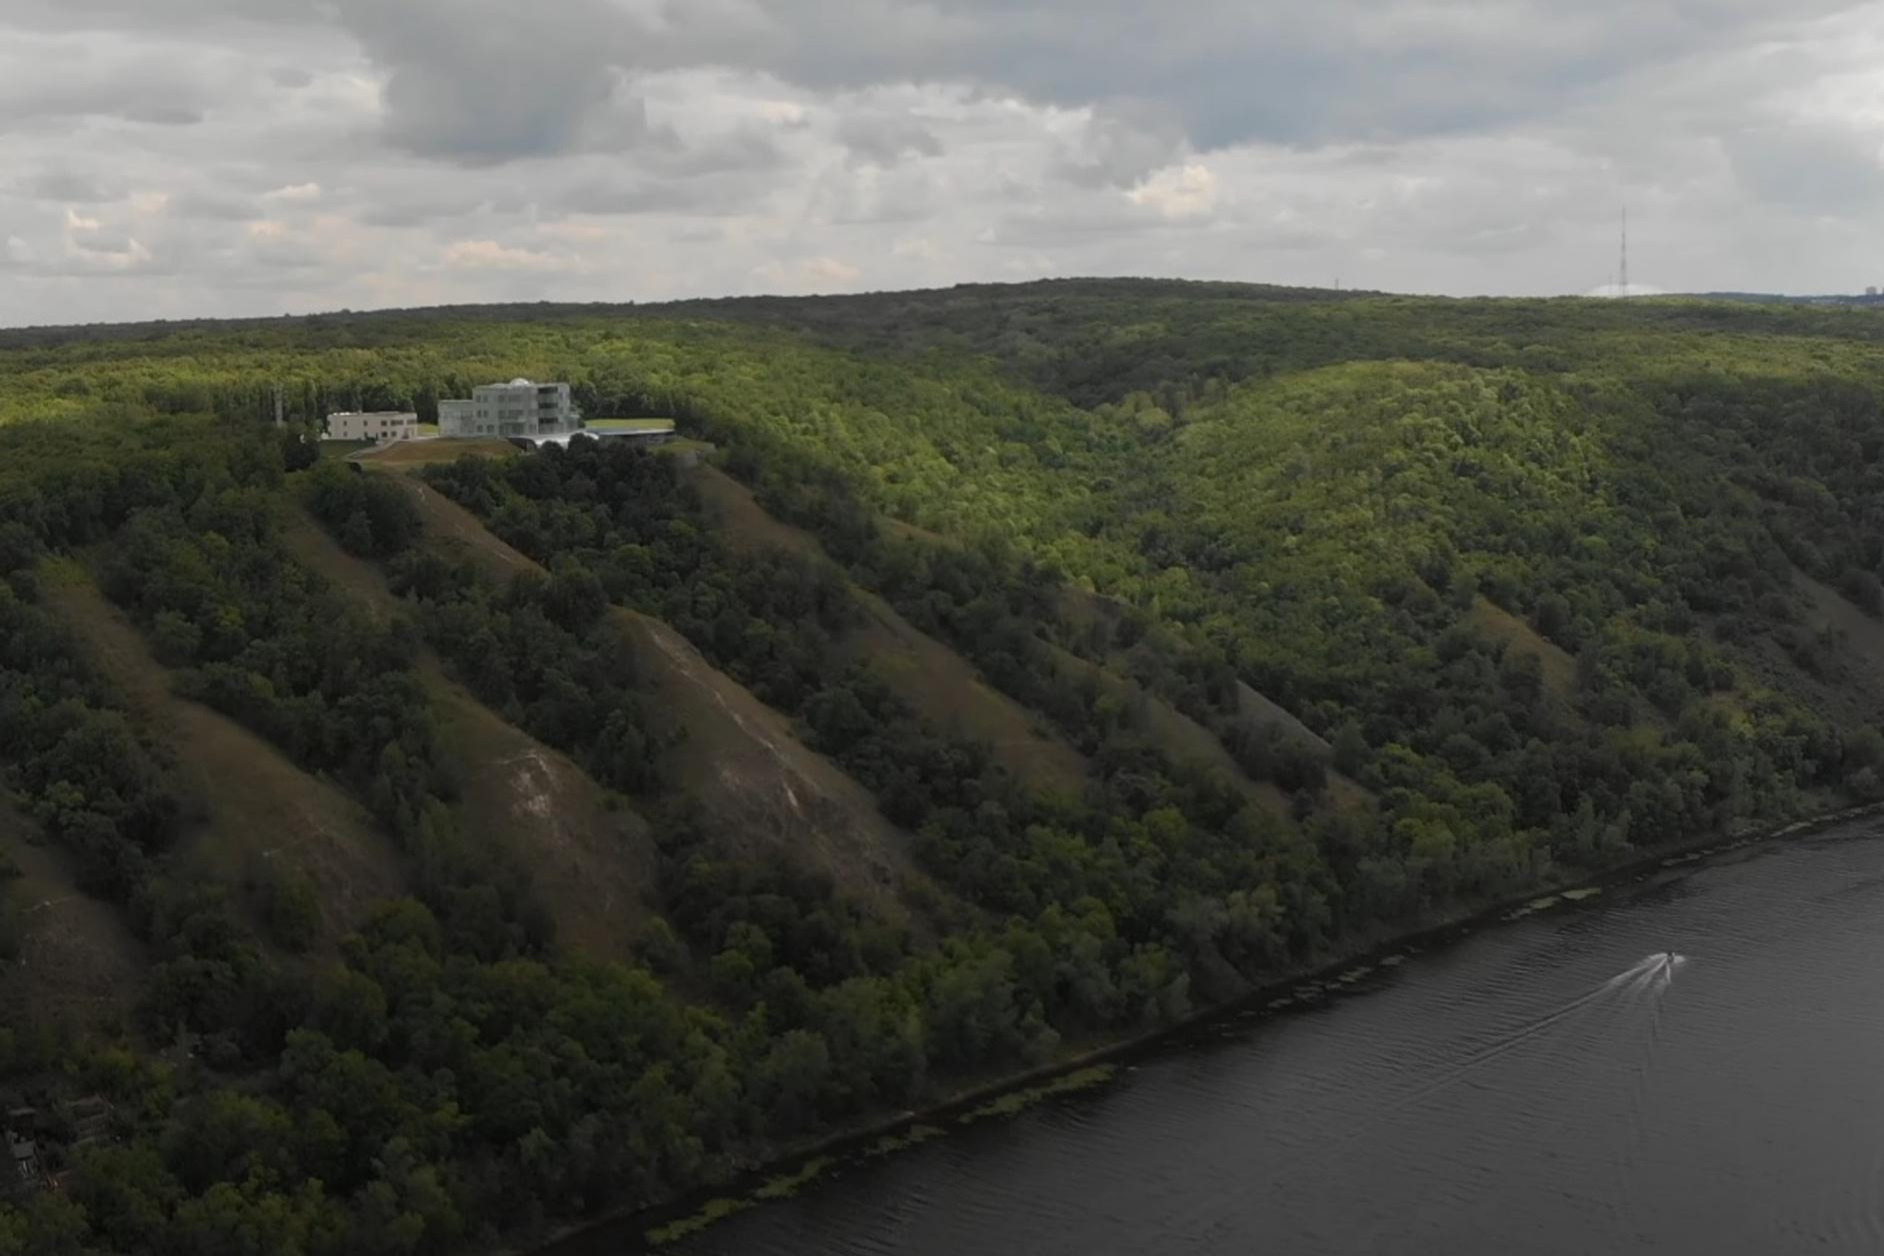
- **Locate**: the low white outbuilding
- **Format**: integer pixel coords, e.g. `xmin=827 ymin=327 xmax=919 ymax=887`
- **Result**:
xmin=325 ymin=410 xmax=419 ymax=442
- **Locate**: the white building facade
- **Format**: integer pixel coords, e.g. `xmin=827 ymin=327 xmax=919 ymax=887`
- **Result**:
xmin=325 ymin=410 xmax=418 ymax=442
xmin=438 ymin=379 xmax=581 ymax=438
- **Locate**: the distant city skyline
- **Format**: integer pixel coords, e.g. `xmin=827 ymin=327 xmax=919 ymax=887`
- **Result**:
xmin=5 ymin=1 xmax=1884 ymax=326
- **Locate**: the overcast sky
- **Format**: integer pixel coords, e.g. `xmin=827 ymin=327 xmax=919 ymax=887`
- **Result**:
xmin=4 ymin=0 xmax=1884 ymax=326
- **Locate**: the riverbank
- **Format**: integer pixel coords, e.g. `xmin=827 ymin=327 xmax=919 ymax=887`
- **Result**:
xmin=531 ymin=796 xmax=1884 ymax=1254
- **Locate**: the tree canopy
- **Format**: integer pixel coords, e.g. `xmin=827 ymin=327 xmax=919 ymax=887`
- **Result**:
xmin=6 ymin=281 xmax=1884 ymax=1252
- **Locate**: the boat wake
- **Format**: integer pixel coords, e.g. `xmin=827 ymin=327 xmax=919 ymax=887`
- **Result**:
xmin=1605 ymin=951 xmax=1687 ymax=996
xmin=1278 ymin=951 xmax=1692 ymax=1180
xmin=1368 ymin=953 xmax=1689 ymax=1123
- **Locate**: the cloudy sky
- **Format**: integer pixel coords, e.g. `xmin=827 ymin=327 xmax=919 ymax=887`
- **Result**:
xmin=4 ymin=0 xmax=1884 ymax=326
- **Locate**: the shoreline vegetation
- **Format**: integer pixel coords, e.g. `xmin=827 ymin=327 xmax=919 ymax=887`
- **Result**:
xmin=551 ymin=797 xmax=1884 ymax=1254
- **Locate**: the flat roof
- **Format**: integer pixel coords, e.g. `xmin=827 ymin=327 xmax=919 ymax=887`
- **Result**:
xmin=506 ymin=429 xmax=673 ymax=449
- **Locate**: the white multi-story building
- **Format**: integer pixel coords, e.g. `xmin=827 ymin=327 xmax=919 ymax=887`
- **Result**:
xmin=325 ymin=410 xmax=418 ymax=442
xmin=438 ymin=379 xmax=580 ymax=438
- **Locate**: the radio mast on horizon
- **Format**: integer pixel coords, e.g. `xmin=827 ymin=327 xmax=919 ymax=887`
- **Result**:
xmin=1619 ymin=206 xmax=1629 ymax=298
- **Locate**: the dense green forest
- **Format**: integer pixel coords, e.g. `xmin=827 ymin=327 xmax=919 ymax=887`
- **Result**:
xmin=7 ymin=280 xmax=1884 ymax=1253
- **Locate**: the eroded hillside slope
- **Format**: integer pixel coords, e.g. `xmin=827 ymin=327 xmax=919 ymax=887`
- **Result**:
xmin=10 ymin=285 xmax=1884 ymax=1256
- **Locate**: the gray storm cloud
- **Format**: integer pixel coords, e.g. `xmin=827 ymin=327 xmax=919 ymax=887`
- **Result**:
xmin=3 ymin=0 xmax=1884 ymax=323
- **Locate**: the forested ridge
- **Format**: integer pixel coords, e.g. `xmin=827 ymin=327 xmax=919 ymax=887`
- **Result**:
xmin=6 ymin=281 xmax=1884 ymax=1253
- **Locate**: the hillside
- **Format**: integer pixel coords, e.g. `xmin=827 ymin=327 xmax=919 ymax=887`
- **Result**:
xmin=389 ymin=470 xmax=920 ymax=906
xmin=1 ymin=802 xmax=147 ymax=1027
xmin=6 ymin=281 xmax=1884 ymax=1252
xmin=278 ymin=507 xmax=663 ymax=961
xmin=691 ymin=462 xmax=1090 ymax=797
xmin=41 ymin=562 xmax=406 ymax=949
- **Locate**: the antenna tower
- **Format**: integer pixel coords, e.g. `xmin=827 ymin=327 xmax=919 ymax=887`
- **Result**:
xmin=1619 ymin=206 xmax=1629 ymax=298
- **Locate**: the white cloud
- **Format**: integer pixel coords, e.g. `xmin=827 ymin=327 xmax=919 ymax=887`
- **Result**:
xmin=61 ymin=208 xmax=153 ymax=270
xmin=442 ymin=239 xmax=570 ymax=270
xmin=7 ymin=0 xmax=1884 ymax=323
xmin=1127 ymin=163 xmax=1220 ymax=219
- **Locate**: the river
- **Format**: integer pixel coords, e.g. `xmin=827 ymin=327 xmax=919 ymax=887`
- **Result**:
xmin=556 ymin=818 xmax=1884 ymax=1254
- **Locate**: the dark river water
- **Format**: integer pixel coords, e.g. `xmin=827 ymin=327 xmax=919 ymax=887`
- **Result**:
xmin=561 ymin=819 xmax=1884 ymax=1255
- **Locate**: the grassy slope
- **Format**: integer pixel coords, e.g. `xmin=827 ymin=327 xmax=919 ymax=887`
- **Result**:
xmin=376 ymin=474 xmax=922 ymax=909
xmin=1467 ymin=596 xmax=1578 ymax=699
xmin=1778 ymin=574 xmax=1884 ymax=726
xmin=12 ymin=290 xmax=1883 ymax=944
xmin=619 ymin=607 xmax=917 ymax=904
xmin=691 ymin=460 xmax=1336 ymax=821
xmin=278 ymin=506 xmax=660 ymax=961
xmin=1798 ymin=576 xmax=1884 ymax=669
xmin=1056 ymin=583 xmax=1371 ymax=805
xmin=39 ymin=562 xmax=406 ymax=946
xmin=354 ymin=438 xmax=520 ymax=467
xmin=1234 ymin=683 xmax=1331 ymax=754
xmin=692 ymin=463 xmax=1090 ymax=797
xmin=1042 ymin=642 xmax=1291 ymax=817
xmin=691 ymin=461 xmax=1371 ymax=818
xmin=1 ymin=803 xmax=147 ymax=1027
xmin=434 ymin=683 xmax=657 ymax=959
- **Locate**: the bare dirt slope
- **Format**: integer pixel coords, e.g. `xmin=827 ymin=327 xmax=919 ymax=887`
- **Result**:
xmin=377 ymin=476 xmax=921 ymax=905
xmin=693 ymin=464 xmax=1089 ymax=797
xmin=1 ymin=805 xmax=147 ymax=1027
xmin=40 ymin=563 xmax=405 ymax=944
xmin=618 ymin=607 xmax=916 ymax=904
xmin=427 ymin=678 xmax=658 ymax=959
xmin=280 ymin=507 xmax=659 ymax=961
